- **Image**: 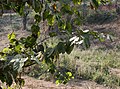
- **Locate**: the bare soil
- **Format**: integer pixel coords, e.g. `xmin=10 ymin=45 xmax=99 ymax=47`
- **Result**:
xmin=22 ymin=76 xmax=110 ymax=89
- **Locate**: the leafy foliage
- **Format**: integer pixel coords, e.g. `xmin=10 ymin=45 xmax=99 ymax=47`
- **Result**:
xmin=0 ymin=0 xmax=110 ymax=88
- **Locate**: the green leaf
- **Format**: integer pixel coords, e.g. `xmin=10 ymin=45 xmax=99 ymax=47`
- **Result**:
xmin=12 ymin=58 xmax=28 ymax=72
xmin=66 ymin=72 xmax=72 ymax=77
xmin=35 ymin=14 xmax=41 ymax=23
xmin=58 ymin=20 xmax=66 ymax=30
xmin=32 ymin=0 xmax=42 ymax=13
xmin=8 ymin=32 xmax=16 ymax=41
xmin=55 ymin=80 xmax=61 ymax=85
xmin=0 ymin=73 xmax=6 ymax=83
xmin=73 ymin=0 xmax=82 ymax=5
xmin=47 ymin=15 xmax=55 ymax=26
xmin=65 ymin=42 xmax=74 ymax=54
xmin=49 ymin=32 xmax=57 ymax=37
xmin=92 ymin=0 xmax=99 ymax=9
xmin=48 ymin=64 xmax=56 ymax=74
xmin=61 ymin=4 xmax=73 ymax=15
xmin=16 ymin=78 xmax=25 ymax=86
xmin=19 ymin=37 xmax=27 ymax=44
xmin=15 ymin=44 xmax=22 ymax=53
xmin=25 ymin=36 xmax=37 ymax=48
xmin=43 ymin=9 xmax=50 ymax=21
xmin=2 ymin=47 xmax=11 ymax=53
xmin=46 ymin=48 xmax=55 ymax=58
xmin=83 ymin=34 xmax=90 ymax=48
xmin=9 ymin=39 xmax=18 ymax=45
xmin=31 ymin=24 xmax=40 ymax=34
xmin=66 ymin=22 xmax=72 ymax=33
xmin=6 ymin=72 xmax=13 ymax=86
xmin=35 ymin=44 xmax=44 ymax=53
xmin=56 ymin=42 xmax=66 ymax=54
xmin=98 ymin=33 xmax=105 ymax=42
xmin=74 ymin=18 xmax=82 ymax=25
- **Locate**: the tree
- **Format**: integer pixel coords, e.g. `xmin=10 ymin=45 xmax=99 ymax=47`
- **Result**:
xmin=22 ymin=5 xmax=30 ymax=30
xmin=0 ymin=0 xmax=109 ymax=88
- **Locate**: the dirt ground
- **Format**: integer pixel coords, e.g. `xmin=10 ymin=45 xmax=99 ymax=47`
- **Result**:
xmin=22 ymin=75 xmax=110 ymax=89
xmin=22 ymin=68 xmax=120 ymax=89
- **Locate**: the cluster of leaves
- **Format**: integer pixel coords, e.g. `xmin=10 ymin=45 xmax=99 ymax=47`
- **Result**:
xmin=0 ymin=0 xmax=110 ymax=88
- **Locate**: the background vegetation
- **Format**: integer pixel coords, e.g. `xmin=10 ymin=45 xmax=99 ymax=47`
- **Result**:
xmin=0 ymin=0 xmax=120 ymax=89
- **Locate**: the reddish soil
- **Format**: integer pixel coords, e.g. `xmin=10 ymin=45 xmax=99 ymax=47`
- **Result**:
xmin=22 ymin=76 xmax=109 ymax=89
